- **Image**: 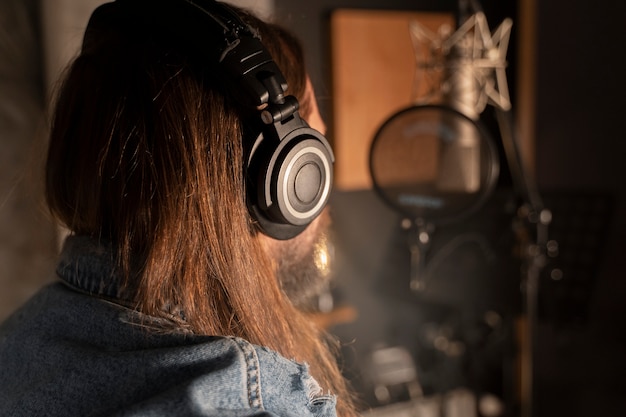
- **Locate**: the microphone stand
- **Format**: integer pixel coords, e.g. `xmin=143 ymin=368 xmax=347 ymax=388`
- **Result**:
xmin=406 ymin=218 xmax=434 ymax=292
xmin=495 ymin=107 xmax=551 ymax=417
xmin=408 ymin=3 xmax=549 ymax=415
xmin=453 ymin=3 xmax=550 ymax=414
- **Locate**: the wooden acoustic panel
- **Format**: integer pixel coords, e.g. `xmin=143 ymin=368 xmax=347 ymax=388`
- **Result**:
xmin=330 ymin=9 xmax=454 ymax=190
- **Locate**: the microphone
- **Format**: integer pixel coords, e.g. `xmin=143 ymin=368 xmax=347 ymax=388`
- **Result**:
xmin=409 ymin=4 xmax=511 ymax=196
xmin=435 ymin=0 xmax=491 ymax=195
xmin=436 ymin=31 xmax=483 ymax=194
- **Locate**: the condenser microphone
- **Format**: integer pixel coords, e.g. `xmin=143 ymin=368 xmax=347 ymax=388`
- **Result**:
xmin=436 ymin=10 xmax=483 ymax=194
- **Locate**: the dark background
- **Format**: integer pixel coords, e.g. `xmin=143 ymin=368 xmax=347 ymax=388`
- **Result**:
xmin=274 ymin=0 xmax=626 ymax=416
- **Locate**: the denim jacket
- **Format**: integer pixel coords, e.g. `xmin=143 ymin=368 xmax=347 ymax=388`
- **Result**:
xmin=0 ymin=236 xmax=337 ymax=417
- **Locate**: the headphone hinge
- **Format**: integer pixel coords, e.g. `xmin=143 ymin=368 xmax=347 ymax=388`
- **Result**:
xmin=261 ymin=96 xmax=299 ymax=125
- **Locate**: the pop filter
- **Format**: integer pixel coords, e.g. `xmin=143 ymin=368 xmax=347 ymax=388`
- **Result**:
xmin=369 ymin=104 xmax=499 ymax=226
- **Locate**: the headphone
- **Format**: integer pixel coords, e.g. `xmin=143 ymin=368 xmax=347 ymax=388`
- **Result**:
xmin=83 ymin=0 xmax=334 ymax=240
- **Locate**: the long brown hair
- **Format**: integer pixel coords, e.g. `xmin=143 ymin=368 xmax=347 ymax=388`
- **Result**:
xmin=45 ymin=3 xmax=357 ymax=416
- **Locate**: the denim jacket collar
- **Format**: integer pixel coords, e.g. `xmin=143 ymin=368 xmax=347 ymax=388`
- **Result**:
xmin=56 ymin=235 xmax=129 ymax=303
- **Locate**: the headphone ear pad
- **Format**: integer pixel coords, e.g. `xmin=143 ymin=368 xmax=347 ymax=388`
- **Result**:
xmin=248 ymin=125 xmax=334 ymax=240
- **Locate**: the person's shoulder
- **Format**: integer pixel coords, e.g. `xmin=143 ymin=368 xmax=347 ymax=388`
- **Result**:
xmin=229 ymin=338 xmax=337 ymax=417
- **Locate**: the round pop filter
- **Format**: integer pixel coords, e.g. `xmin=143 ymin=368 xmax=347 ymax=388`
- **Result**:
xmin=369 ymin=104 xmax=499 ymax=225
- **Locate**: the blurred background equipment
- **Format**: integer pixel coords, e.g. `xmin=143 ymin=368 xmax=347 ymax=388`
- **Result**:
xmin=328 ymin=0 xmax=553 ymax=415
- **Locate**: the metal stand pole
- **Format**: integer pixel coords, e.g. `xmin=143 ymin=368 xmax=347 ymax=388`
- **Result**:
xmin=495 ymin=108 xmax=551 ymax=417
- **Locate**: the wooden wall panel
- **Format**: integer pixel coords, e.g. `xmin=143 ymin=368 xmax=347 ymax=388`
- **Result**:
xmin=330 ymin=9 xmax=453 ymax=190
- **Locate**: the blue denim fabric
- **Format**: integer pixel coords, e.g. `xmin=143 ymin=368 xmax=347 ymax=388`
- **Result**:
xmin=0 ymin=236 xmax=337 ymax=417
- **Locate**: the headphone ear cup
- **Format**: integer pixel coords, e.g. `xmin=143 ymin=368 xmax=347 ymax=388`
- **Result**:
xmin=269 ymin=135 xmax=333 ymax=225
xmin=248 ymin=124 xmax=334 ymax=240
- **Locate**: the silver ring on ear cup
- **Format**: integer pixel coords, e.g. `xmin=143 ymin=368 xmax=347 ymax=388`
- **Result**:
xmin=277 ymin=141 xmax=332 ymax=225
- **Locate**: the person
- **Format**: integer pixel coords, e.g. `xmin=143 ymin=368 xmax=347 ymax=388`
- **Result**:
xmin=0 ymin=0 xmax=358 ymax=416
